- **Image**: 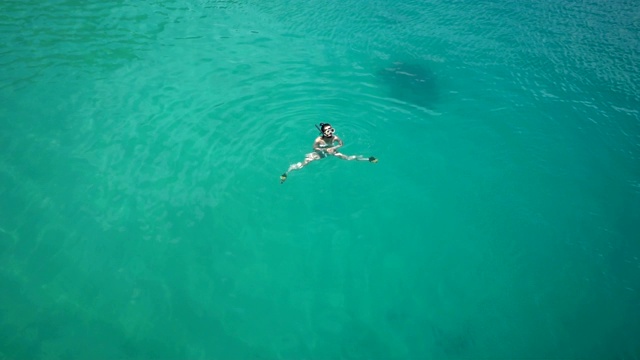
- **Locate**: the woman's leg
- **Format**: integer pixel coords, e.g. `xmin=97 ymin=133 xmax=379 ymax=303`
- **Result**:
xmin=281 ymin=153 xmax=322 ymax=183
xmin=333 ymin=152 xmax=373 ymax=161
xmin=288 ymin=152 xmax=321 ymax=171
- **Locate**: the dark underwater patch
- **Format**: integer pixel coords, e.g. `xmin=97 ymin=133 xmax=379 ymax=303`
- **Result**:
xmin=377 ymin=62 xmax=438 ymax=109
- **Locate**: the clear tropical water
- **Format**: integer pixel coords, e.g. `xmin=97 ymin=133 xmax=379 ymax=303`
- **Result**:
xmin=1 ymin=0 xmax=639 ymax=359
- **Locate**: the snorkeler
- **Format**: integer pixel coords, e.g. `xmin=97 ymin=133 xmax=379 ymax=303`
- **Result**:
xmin=280 ymin=123 xmax=377 ymax=183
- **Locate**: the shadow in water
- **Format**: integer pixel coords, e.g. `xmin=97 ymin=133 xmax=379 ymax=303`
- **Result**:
xmin=431 ymin=323 xmax=475 ymax=358
xmin=377 ymin=62 xmax=438 ymax=110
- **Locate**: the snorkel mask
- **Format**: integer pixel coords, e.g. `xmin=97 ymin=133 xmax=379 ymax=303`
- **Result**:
xmin=317 ymin=123 xmax=335 ymax=138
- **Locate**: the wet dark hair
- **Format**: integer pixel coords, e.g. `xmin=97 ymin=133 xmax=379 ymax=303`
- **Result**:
xmin=316 ymin=123 xmax=332 ymax=136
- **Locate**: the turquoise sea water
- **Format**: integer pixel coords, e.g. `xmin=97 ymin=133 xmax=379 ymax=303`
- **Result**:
xmin=1 ymin=0 xmax=639 ymax=358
